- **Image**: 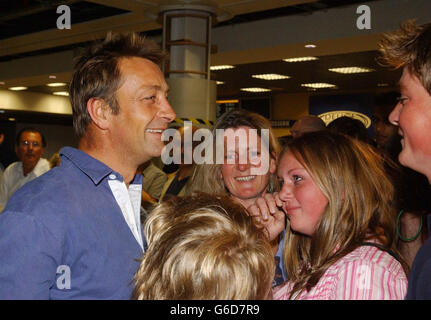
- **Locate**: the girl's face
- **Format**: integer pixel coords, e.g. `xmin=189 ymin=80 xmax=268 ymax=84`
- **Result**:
xmin=277 ymin=151 xmax=328 ymax=236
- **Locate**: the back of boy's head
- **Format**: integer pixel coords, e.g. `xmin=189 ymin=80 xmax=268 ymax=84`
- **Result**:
xmin=133 ymin=193 xmax=275 ymax=300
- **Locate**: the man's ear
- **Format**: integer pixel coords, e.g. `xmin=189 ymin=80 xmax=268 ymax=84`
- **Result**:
xmin=86 ymin=97 xmax=112 ymax=131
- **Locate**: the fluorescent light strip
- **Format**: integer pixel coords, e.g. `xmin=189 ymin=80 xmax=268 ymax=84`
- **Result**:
xmin=210 ymin=65 xmax=235 ymax=71
xmin=240 ymin=87 xmax=271 ymax=93
xmin=53 ymin=91 xmax=69 ymax=96
xmin=9 ymin=86 xmax=28 ymax=91
xmin=47 ymin=82 xmax=67 ymax=87
xmin=301 ymin=83 xmax=337 ymax=89
xmin=329 ymin=67 xmax=374 ymax=74
xmin=252 ymin=74 xmax=291 ymax=80
xmin=216 ymin=81 xmax=225 ymax=85
xmin=283 ymin=56 xmax=318 ymax=63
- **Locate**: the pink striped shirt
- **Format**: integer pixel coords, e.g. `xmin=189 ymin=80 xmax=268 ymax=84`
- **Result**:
xmin=273 ymin=244 xmax=407 ymax=300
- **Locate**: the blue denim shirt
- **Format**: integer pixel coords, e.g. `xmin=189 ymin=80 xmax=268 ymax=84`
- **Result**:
xmin=0 ymin=147 xmax=144 ymax=299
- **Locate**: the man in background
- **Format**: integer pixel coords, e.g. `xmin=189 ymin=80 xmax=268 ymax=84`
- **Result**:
xmin=290 ymin=115 xmax=326 ymax=138
xmin=0 ymin=127 xmax=50 ymax=213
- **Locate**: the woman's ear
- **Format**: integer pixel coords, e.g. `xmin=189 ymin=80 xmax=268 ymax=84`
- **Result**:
xmin=269 ymin=152 xmax=278 ymax=174
xmin=86 ymin=97 xmax=112 ymax=131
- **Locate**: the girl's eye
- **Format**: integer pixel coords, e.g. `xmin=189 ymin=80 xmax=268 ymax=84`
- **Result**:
xmin=292 ymin=175 xmax=303 ymax=183
xmin=278 ymin=178 xmax=284 ymax=187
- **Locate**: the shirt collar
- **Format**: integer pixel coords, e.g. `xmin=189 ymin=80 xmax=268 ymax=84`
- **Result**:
xmin=59 ymin=147 xmax=143 ymax=186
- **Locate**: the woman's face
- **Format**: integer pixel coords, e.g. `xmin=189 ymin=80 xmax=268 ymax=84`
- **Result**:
xmin=277 ymin=151 xmax=328 ymax=236
xmin=221 ymin=126 xmax=276 ymax=205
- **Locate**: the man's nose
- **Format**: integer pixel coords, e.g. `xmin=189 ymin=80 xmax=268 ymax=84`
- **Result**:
xmin=159 ymin=98 xmax=176 ymax=123
xmin=389 ymin=103 xmax=401 ymax=126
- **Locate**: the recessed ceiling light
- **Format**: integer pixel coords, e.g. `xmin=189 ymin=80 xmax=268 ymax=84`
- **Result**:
xmin=328 ymin=67 xmax=375 ymax=74
xmin=240 ymin=87 xmax=271 ymax=93
xmin=8 ymin=118 xmax=16 ymax=121
xmin=216 ymin=81 xmax=225 ymax=85
xmin=252 ymin=74 xmax=291 ymax=80
xmin=0 ymin=81 xmax=5 ymax=85
xmin=305 ymin=44 xmax=316 ymax=48
xmin=301 ymin=83 xmax=337 ymax=89
xmin=283 ymin=56 xmax=318 ymax=63
xmin=49 ymin=75 xmax=57 ymax=79
xmin=47 ymin=82 xmax=67 ymax=87
xmin=53 ymin=91 xmax=69 ymax=96
xmin=210 ymin=65 xmax=235 ymax=71
xmin=377 ymin=83 xmax=389 ymax=87
xmin=9 ymin=86 xmax=28 ymax=91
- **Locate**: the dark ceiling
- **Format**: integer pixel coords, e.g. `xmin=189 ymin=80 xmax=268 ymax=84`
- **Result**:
xmin=0 ymin=0 xmax=399 ymax=104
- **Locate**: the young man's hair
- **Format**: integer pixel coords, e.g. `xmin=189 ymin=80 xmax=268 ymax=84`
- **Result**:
xmin=379 ymin=20 xmax=431 ymax=95
xmin=69 ymin=32 xmax=166 ymax=138
xmin=15 ymin=127 xmax=46 ymax=148
xmin=133 ymin=193 xmax=275 ymax=300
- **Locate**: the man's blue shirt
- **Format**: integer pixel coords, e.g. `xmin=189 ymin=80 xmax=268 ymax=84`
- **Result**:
xmin=0 ymin=147 xmax=144 ymax=299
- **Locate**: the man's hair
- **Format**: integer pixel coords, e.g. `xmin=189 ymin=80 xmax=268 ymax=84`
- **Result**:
xmin=379 ymin=20 xmax=431 ymax=95
xmin=133 ymin=193 xmax=275 ymax=300
xmin=327 ymin=116 xmax=372 ymax=145
xmin=15 ymin=127 xmax=46 ymax=148
xmin=69 ymin=32 xmax=166 ymax=138
xmin=281 ymin=131 xmax=408 ymax=298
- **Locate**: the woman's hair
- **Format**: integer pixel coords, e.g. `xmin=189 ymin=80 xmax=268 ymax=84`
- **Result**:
xmin=378 ymin=20 xmax=431 ymax=95
xmin=133 ymin=193 xmax=275 ymax=300
xmin=186 ymin=109 xmax=281 ymax=196
xmin=281 ymin=131 xmax=407 ymax=298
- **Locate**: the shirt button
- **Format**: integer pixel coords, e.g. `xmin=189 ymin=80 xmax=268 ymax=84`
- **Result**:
xmin=109 ymin=174 xmax=116 ymax=180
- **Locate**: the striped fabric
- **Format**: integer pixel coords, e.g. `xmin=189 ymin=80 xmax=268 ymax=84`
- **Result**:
xmin=273 ymin=243 xmax=407 ymax=300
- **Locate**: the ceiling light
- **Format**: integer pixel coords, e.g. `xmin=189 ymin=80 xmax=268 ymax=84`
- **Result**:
xmin=49 ymin=75 xmax=57 ymax=79
xmin=216 ymin=81 xmax=225 ymax=85
xmin=0 ymin=81 xmax=5 ymax=85
xmin=377 ymin=83 xmax=389 ymax=87
xmin=240 ymin=87 xmax=271 ymax=93
xmin=328 ymin=67 xmax=375 ymax=74
xmin=301 ymin=83 xmax=337 ymax=89
xmin=53 ymin=91 xmax=69 ymax=96
xmin=210 ymin=65 xmax=235 ymax=71
xmin=47 ymin=82 xmax=67 ymax=87
xmin=252 ymin=74 xmax=291 ymax=80
xmin=305 ymin=44 xmax=316 ymax=48
xmin=9 ymin=86 xmax=28 ymax=91
xmin=8 ymin=118 xmax=16 ymax=121
xmin=283 ymin=56 xmax=319 ymax=63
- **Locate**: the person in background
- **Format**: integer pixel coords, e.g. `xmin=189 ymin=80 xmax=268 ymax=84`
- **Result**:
xmin=159 ymin=125 xmax=198 ymax=202
xmin=49 ymin=152 xmax=62 ymax=168
xmin=290 ymin=115 xmax=326 ymax=138
xmin=249 ymin=131 xmax=408 ymax=300
xmin=0 ymin=127 xmax=50 ymax=213
xmin=133 ymin=193 xmax=275 ymax=300
xmin=0 ymin=32 xmax=176 ymax=299
xmin=137 ymin=160 xmax=167 ymax=212
xmin=327 ymin=116 xmax=374 ymax=145
xmin=379 ymin=20 xmax=431 ymax=299
xmin=187 ymin=109 xmax=285 ymax=286
xmin=373 ymin=93 xmax=400 ymax=151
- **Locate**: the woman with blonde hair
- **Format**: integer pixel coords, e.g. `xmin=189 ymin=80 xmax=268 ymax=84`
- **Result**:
xmin=185 ymin=109 xmax=285 ymax=285
xmin=250 ymin=131 xmax=408 ymax=299
xmin=132 ymin=193 xmax=275 ymax=300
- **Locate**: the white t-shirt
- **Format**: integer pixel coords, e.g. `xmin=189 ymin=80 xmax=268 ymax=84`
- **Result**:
xmin=0 ymin=158 xmax=50 ymax=212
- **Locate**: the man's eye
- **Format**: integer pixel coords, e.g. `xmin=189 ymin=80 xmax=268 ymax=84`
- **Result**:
xmin=396 ymin=96 xmax=408 ymax=106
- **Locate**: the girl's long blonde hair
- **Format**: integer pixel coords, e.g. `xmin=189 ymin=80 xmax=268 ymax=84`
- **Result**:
xmin=281 ymin=131 xmax=408 ymax=298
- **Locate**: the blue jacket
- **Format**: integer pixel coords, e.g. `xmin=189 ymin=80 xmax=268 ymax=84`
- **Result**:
xmin=406 ymin=214 xmax=431 ymax=299
xmin=0 ymin=147 xmax=144 ymax=299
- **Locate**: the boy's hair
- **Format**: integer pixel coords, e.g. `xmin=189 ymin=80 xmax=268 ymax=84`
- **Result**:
xmin=379 ymin=20 xmax=431 ymax=95
xmin=133 ymin=193 xmax=275 ymax=300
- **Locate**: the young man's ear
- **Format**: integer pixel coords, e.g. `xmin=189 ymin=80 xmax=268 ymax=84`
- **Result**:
xmin=86 ymin=98 xmax=112 ymax=131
